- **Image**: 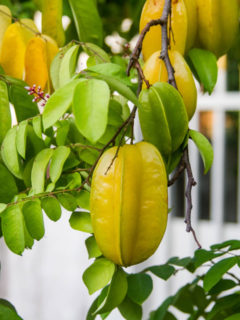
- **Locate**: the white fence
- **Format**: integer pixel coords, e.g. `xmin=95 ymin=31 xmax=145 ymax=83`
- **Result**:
xmin=0 ymin=68 xmax=240 ymax=320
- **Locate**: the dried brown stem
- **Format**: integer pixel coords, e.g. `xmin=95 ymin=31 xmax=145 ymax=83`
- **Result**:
xmin=168 ymin=157 xmax=185 ymax=187
xmin=183 ymin=149 xmax=201 ymax=248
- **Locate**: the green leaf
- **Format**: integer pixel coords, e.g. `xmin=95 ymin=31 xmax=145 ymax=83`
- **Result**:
xmin=32 ymin=116 xmax=42 ymax=139
xmin=0 ymin=203 xmax=7 ymax=213
xmin=1 ymin=127 xmax=23 ymax=179
xmin=68 ymin=0 xmax=103 ymax=46
xmin=209 ymin=279 xmax=237 ymax=296
xmin=203 ymin=257 xmax=237 ymax=292
xmin=75 ymin=190 xmax=90 ymax=210
xmin=50 ymin=43 xmax=72 ymax=90
xmin=94 ymin=268 xmax=128 ymax=314
xmin=206 ymin=293 xmax=240 ymax=320
xmin=56 ymin=120 xmax=70 ymax=146
xmin=147 ymin=264 xmax=175 ymax=280
xmin=149 ymin=296 xmax=174 ymax=320
xmin=0 ymin=80 xmax=11 ymax=144
xmin=41 ymin=197 xmax=61 ymax=221
xmin=0 ymin=163 xmax=18 ymax=203
xmin=9 ymin=83 xmax=38 ymax=122
xmin=0 ymin=298 xmax=23 ymax=320
xmin=164 ymin=312 xmax=177 ymax=320
xmin=211 ymin=240 xmax=240 ymax=251
xmin=1 ymin=205 xmax=25 ymax=255
xmin=108 ymin=99 xmax=124 ymax=127
xmin=69 ymin=211 xmax=93 ymax=233
xmin=191 ymin=285 xmax=208 ymax=311
xmin=42 ymin=79 xmax=83 ymax=130
xmin=22 ymin=201 xmax=45 ymax=241
xmin=65 ymin=173 xmax=82 ymax=189
xmin=57 ymin=193 xmax=77 ymax=211
xmin=49 ymin=146 xmax=70 ymax=183
xmin=87 ymin=63 xmax=133 ymax=86
xmin=118 ymin=297 xmax=142 ymax=320
xmin=83 ymin=43 xmax=110 ymax=65
xmin=16 ymin=120 xmax=28 ymax=159
xmin=23 ymin=222 xmax=34 ymax=249
xmin=26 ymin=125 xmax=45 ymax=158
xmin=31 ymin=148 xmax=53 ymax=194
xmin=59 ymin=44 xmax=79 ymax=87
xmin=85 ymin=236 xmax=102 ymax=259
xmin=189 ymin=130 xmax=213 ymax=174
xmin=83 ymin=258 xmax=115 ymax=295
xmin=193 ymin=249 xmax=224 ymax=269
xmin=73 ymin=79 xmax=110 ymax=143
xmin=127 ymin=273 xmax=153 ymax=305
xmin=187 ymin=48 xmax=218 ymax=94
xmin=86 ymin=72 xmax=140 ymax=108
xmin=225 ymin=314 xmax=240 ymax=320
xmin=173 ymin=285 xmax=194 ymax=314
xmin=167 ymin=256 xmax=192 ymax=267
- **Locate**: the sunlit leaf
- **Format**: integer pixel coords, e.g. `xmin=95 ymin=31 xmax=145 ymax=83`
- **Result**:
xmin=189 ymin=130 xmax=214 ymax=174
xmin=49 ymin=146 xmax=70 ymax=183
xmin=83 ymin=258 xmax=115 ymax=295
xmin=203 ymin=257 xmax=237 ymax=292
xmin=31 ymin=148 xmax=53 ymax=194
xmin=69 ymin=211 xmax=93 ymax=233
xmin=22 ymin=200 xmax=45 ymax=241
xmin=41 ymin=197 xmax=61 ymax=221
xmin=0 ymin=80 xmax=11 ymax=144
xmin=1 ymin=127 xmax=23 ymax=179
xmin=73 ymin=79 xmax=110 ymax=143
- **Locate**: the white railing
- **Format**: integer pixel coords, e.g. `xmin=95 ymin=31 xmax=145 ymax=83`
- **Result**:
xmin=0 ymin=69 xmax=240 ymax=320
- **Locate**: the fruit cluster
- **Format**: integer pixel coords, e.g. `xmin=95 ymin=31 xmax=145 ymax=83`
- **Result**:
xmin=90 ymin=0 xmax=239 ymax=266
xmin=0 ymin=4 xmax=60 ymax=91
xmin=139 ymin=0 xmax=239 ymax=163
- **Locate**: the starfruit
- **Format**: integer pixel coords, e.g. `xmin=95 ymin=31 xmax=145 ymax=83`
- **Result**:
xmin=90 ymin=142 xmax=168 ymax=267
xmin=25 ymin=36 xmax=49 ymax=90
xmin=42 ymin=0 xmax=65 ymax=47
xmin=0 ymin=5 xmax=12 ymax=58
xmin=143 ymin=50 xmax=197 ymax=120
xmin=24 ymin=35 xmax=58 ymax=91
xmin=183 ymin=0 xmax=198 ymax=53
xmin=0 ymin=20 xmax=38 ymax=79
xmin=139 ymin=0 xmax=188 ymax=61
xmin=139 ymin=82 xmax=188 ymax=162
xmin=196 ymin=0 xmax=239 ymax=58
xmin=42 ymin=34 xmax=59 ymax=70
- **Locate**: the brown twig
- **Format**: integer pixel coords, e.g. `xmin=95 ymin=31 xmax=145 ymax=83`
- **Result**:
xmin=168 ymin=156 xmax=185 ymax=187
xmin=183 ymin=149 xmax=201 ymax=248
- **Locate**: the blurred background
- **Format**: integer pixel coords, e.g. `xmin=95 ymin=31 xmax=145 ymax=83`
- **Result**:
xmin=0 ymin=0 xmax=240 ymax=319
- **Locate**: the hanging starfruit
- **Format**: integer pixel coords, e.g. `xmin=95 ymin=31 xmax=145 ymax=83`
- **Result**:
xmin=139 ymin=82 xmax=188 ymax=163
xmin=196 ymin=0 xmax=239 ymax=57
xmin=24 ymin=35 xmax=58 ymax=91
xmin=183 ymin=0 xmax=198 ymax=53
xmin=25 ymin=36 xmax=49 ymax=90
xmin=42 ymin=0 xmax=65 ymax=47
xmin=90 ymin=142 xmax=168 ymax=267
xmin=143 ymin=50 xmax=197 ymax=120
xmin=0 ymin=5 xmax=12 ymax=58
xmin=0 ymin=20 xmax=38 ymax=79
xmin=140 ymin=0 xmax=188 ymax=61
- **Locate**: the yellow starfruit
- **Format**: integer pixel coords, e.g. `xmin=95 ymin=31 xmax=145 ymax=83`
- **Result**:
xmin=25 ymin=36 xmax=48 ymax=90
xmin=0 ymin=5 xmax=12 ymax=58
xmin=90 ymin=142 xmax=168 ymax=267
xmin=139 ymin=0 xmax=188 ymax=61
xmin=143 ymin=50 xmax=197 ymax=120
